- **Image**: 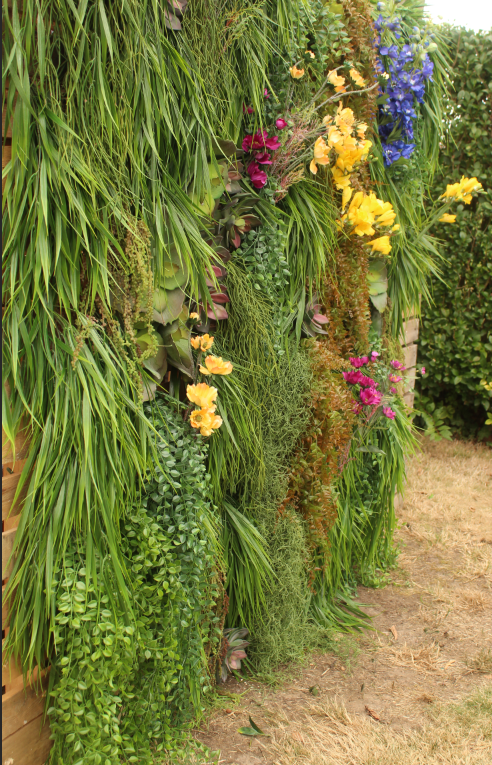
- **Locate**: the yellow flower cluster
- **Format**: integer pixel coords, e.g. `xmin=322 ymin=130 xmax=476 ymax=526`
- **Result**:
xmin=439 ymin=213 xmax=456 ymax=224
xmin=187 ymin=383 xmax=222 ymax=437
xmin=190 ymin=333 xmax=214 ymax=351
xmin=310 ymin=104 xmax=371 ymax=184
xmin=187 ymin=334 xmax=233 ymax=436
xmin=339 ymin=192 xmax=397 ymax=255
xmin=439 ymin=176 xmax=483 ymax=204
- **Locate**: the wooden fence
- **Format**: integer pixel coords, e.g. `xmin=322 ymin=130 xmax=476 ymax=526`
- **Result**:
xmin=3 ymin=75 xmax=53 ymax=761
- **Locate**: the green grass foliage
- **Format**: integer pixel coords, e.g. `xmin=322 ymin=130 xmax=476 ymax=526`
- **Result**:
xmin=418 ymin=27 xmax=492 ymax=439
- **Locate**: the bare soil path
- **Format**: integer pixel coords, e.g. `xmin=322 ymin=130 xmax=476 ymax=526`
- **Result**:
xmin=193 ymin=439 xmax=492 ymax=765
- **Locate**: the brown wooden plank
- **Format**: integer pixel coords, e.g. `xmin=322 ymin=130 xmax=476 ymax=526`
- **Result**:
xmin=2 ymin=584 xmax=12 ymax=630
xmin=2 ymin=527 xmax=17 ymax=580
xmin=2 ymin=423 xmax=31 ymax=463
xmin=2 ymin=108 xmax=13 ymax=139
xmin=400 ymin=317 xmax=419 ymax=346
xmin=4 ymin=513 xmax=21 ymax=532
xmin=403 ymin=389 xmax=415 ymax=409
xmin=2 ymin=460 xmax=28 ymax=477
xmin=2 ymin=143 xmax=12 ymax=193
xmin=2 ymin=665 xmax=45 ymax=698
xmin=403 ymin=366 xmax=416 ymax=393
xmin=2 ymin=647 xmax=23 ymax=687
xmin=2 ymin=142 xmax=12 ymax=168
xmin=2 ymin=674 xmax=49 ymax=740
xmin=403 ymin=343 xmax=418 ymax=370
xmin=2 ymin=471 xmax=28 ymax=520
xmin=1 ymin=713 xmax=52 ymax=765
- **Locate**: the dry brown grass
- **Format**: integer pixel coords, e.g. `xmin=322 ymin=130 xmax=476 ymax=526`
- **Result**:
xmin=263 ymin=687 xmax=492 ymax=765
xmin=190 ymin=438 xmax=492 ymax=765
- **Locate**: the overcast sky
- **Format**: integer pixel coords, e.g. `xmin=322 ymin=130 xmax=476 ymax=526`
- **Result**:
xmin=425 ymin=0 xmax=492 ymax=31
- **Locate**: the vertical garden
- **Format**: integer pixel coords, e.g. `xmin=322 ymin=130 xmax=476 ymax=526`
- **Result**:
xmin=1 ymin=0 xmax=483 ymax=762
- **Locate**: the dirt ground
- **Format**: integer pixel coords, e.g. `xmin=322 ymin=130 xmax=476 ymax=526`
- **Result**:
xmin=193 ymin=438 xmax=492 ymax=764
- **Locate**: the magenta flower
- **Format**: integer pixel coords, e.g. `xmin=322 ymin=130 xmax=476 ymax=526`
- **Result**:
xmin=242 ymin=104 xmax=254 ymax=115
xmin=383 ymin=406 xmax=396 ymax=420
xmin=276 ymin=118 xmax=288 ymax=129
xmin=264 ymin=88 xmax=270 ymax=98
xmin=390 ymin=386 xmax=397 ymax=394
xmin=370 ymin=351 xmax=379 ymax=359
xmin=265 ymin=134 xmax=281 ymax=151
xmin=242 ymin=135 xmax=253 ymax=151
xmin=421 ymin=367 xmax=426 ymax=375
xmin=389 ymin=374 xmax=403 ymax=383
xmin=254 ymin=151 xmax=273 ymax=165
xmin=360 ymin=387 xmax=382 ymax=406
xmin=350 ymin=356 xmax=369 ymax=368
xmin=252 ymin=130 xmax=269 ymax=149
xmin=247 ymin=161 xmax=268 ymax=189
xmin=390 ymin=360 xmax=405 ymax=370
xmin=359 ymin=375 xmax=376 ymax=387
xmin=343 ymin=370 xmax=365 ymax=385
xmin=353 ymin=401 xmax=363 ymax=414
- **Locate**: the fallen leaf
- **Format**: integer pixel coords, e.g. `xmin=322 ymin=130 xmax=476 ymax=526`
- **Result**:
xmin=360 ymin=683 xmax=365 ymax=692
xmin=389 ymin=625 xmax=398 ymax=640
xmin=365 ymin=705 xmax=380 ymax=721
xmin=309 ymin=685 xmax=319 ymax=696
xmin=238 ymin=716 xmax=270 ymax=737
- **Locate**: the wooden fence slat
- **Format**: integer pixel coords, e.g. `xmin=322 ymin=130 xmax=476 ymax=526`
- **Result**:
xmin=400 ymin=317 xmax=419 ymax=346
xmin=403 ymin=343 xmax=418 ymax=370
xmin=2 ymin=584 xmax=12 ymax=630
xmin=2 ymin=674 xmax=49 ymax=739
xmin=2 ymin=526 xmax=17 ymax=580
xmin=2 ymin=471 xmax=28 ymax=521
xmin=1 ymin=714 xmax=52 ymax=765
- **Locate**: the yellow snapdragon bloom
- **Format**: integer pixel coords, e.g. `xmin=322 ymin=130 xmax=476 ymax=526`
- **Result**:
xmin=367 ymin=236 xmax=392 ymax=255
xmin=439 ymin=176 xmax=483 ymax=204
xmin=439 ymin=213 xmax=456 ymax=223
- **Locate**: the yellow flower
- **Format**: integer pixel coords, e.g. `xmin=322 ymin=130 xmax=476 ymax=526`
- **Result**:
xmin=439 ymin=213 xmax=456 ymax=223
xmin=327 ymin=69 xmax=346 ymax=90
xmin=189 ymin=312 xmax=199 ymax=319
xmin=392 ymin=224 xmax=400 ymax=231
xmin=186 ymin=382 xmax=218 ymax=409
xmin=356 ymin=123 xmax=368 ymax=138
xmin=366 ymin=236 xmax=392 ymax=255
xmin=331 ymin=166 xmax=351 ymax=189
xmin=305 ymin=50 xmax=315 ymax=58
xmin=189 ymin=408 xmax=223 ymax=437
xmin=199 ymin=355 xmax=233 ymax=376
xmin=190 ymin=333 xmax=214 ymax=351
xmin=342 ymin=185 xmax=353 ymax=210
xmin=290 ymin=65 xmax=305 ymax=79
xmin=349 ymin=68 xmax=366 ymax=88
xmin=439 ymin=176 xmax=483 ymax=203
xmin=310 ymin=159 xmax=318 ymax=175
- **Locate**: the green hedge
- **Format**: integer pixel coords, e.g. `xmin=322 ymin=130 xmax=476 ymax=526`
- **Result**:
xmin=418 ymin=27 xmax=492 ymax=439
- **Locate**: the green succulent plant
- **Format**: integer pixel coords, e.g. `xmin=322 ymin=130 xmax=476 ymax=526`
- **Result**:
xmin=219 ymin=627 xmax=250 ymax=683
xmin=367 ymin=258 xmax=388 ymax=313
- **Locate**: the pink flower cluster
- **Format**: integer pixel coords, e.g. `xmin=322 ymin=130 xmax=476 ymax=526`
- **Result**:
xmin=242 ymin=130 xmax=281 ymax=189
xmin=360 ymin=387 xmax=382 ymax=406
xmin=343 ymin=370 xmax=377 ymax=387
xmin=350 ymin=351 xmax=379 ymax=368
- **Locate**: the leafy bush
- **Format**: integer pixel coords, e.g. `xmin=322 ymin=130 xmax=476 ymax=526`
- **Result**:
xmin=418 ymin=27 xmax=492 ymax=439
xmin=48 ymin=399 xmax=220 ymax=763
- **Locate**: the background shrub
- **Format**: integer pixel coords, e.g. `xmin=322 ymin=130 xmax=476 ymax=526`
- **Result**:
xmin=417 ymin=27 xmax=492 ymax=439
